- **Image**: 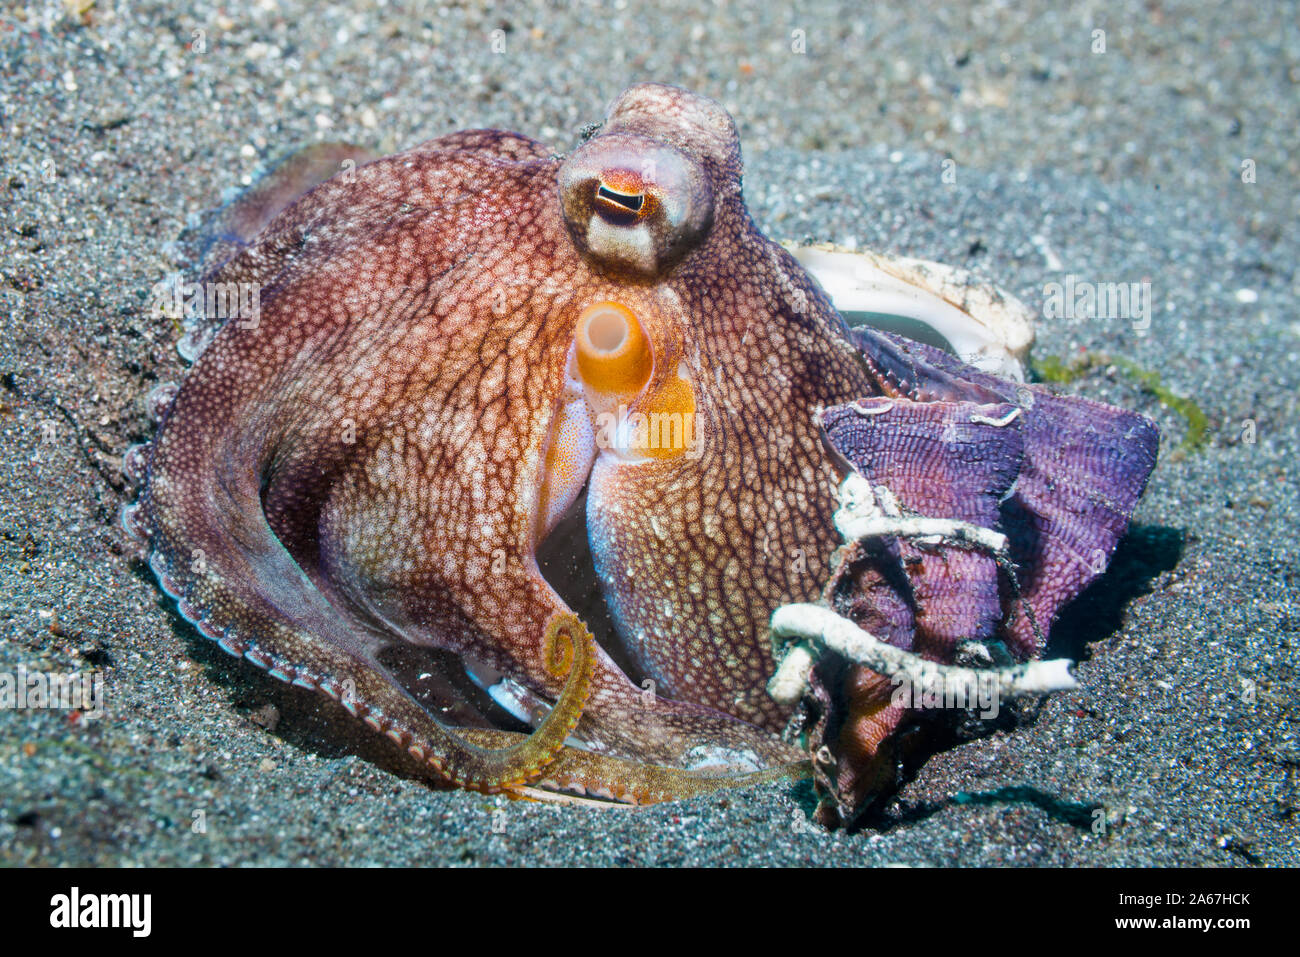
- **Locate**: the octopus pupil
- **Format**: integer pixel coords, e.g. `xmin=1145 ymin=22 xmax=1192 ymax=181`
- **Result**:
xmin=596 ymin=184 xmax=644 ymax=212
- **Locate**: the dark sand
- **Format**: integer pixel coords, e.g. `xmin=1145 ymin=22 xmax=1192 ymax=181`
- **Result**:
xmin=1 ymin=0 xmax=1296 ymax=865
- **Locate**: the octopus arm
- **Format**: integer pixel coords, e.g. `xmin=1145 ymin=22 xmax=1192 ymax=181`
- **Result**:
xmin=142 ymin=466 xmax=596 ymax=792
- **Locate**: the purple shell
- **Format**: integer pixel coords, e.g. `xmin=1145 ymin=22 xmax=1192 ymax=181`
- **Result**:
xmin=826 ymin=328 xmax=1159 ymax=658
xmin=804 ymin=327 xmax=1159 ymax=827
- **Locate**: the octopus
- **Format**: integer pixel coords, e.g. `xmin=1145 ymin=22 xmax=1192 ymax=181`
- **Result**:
xmin=123 ymin=83 xmax=1158 ymax=826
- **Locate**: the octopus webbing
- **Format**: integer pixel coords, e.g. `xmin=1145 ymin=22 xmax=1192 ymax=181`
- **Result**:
xmin=123 ymin=83 xmax=1158 ymax=825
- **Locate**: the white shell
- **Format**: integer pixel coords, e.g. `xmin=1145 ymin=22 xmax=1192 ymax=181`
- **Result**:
xmin=788 ymin=242 xmax=1035 ymax=382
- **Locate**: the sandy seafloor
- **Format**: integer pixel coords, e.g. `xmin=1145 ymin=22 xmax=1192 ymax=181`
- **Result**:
xmin=0 ymin=0 xmax=1297 ymax=866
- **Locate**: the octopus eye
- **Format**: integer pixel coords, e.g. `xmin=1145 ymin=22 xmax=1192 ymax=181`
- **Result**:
xmin=575 ymin=301 xmax=652 ymax=397
xmin=559 ymin=133 xmax=714 ymax=276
